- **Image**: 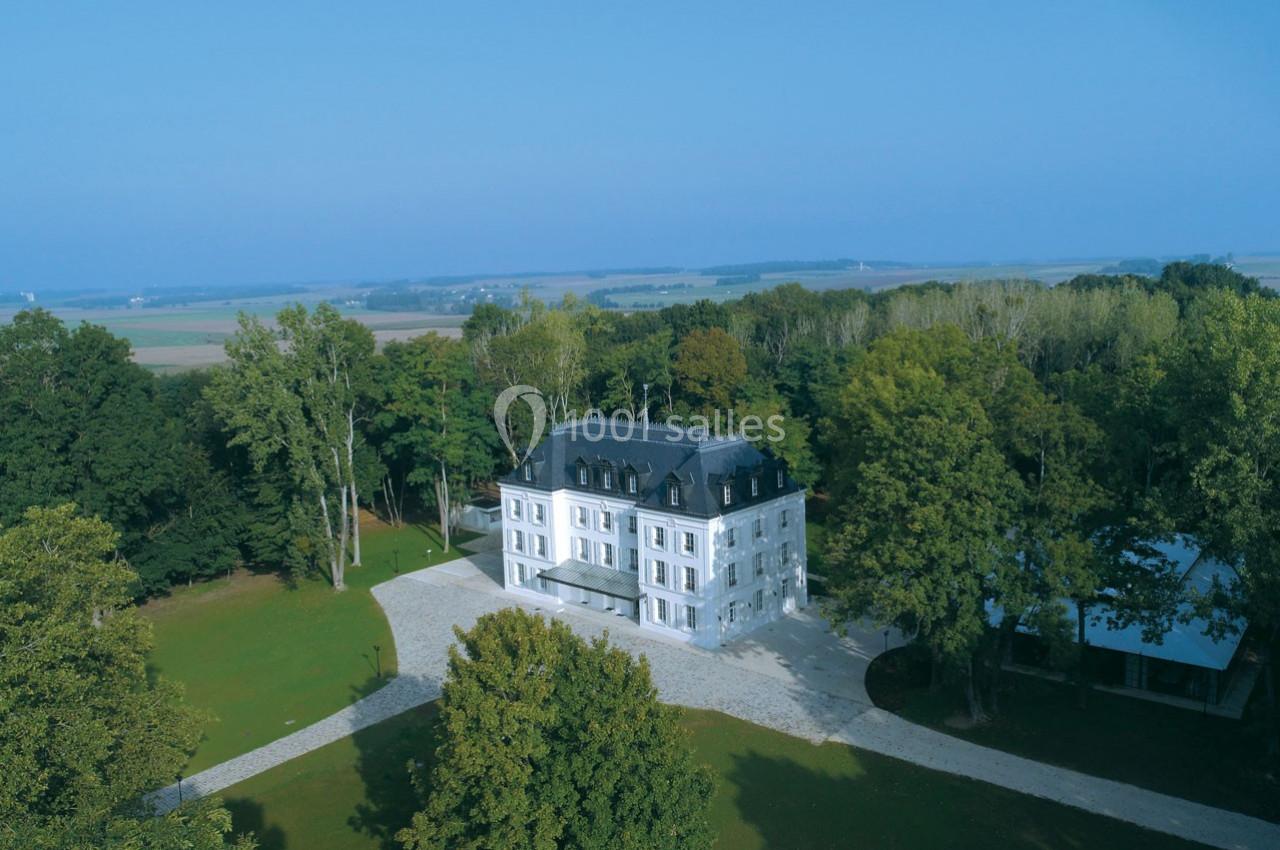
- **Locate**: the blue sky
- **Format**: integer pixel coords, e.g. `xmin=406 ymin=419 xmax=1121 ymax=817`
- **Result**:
xmin=2 ymin=2 xmax=1278 ymax=289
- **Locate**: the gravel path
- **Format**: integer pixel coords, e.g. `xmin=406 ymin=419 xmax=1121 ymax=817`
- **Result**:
xmin=150 ymin=553 xmax=1280 ymax=850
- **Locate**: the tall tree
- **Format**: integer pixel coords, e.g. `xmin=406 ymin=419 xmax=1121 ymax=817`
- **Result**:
xmin=673 ymin=327 xmax=747 ymax=413
xmin=824 ymin=329 xmax=1022 ymax=721
xmin=399 ymin=609 xmax=714 ymax=850
xmin=0 ymin=505 xmax=253 ymax=849
xmin=378 ymin=334 xmax=498 ymax=551
xmin=1168 ymin=291 xmax=1280 ymax=753
xmin=206 ymin=304 xmax=373 ymax=590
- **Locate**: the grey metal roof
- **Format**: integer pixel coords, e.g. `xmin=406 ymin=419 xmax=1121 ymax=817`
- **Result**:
xmin=502 ymin=419 xmax=801 ymax=518
xmin=539 ymin=560 xmax=641 ymax=600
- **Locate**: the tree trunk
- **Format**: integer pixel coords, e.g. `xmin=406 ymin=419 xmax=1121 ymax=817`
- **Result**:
xmin=1265 ymin=626 xmax=1279 ymax=758
xmin=347 ymin=408 xmax=361 ymax=566
xmin=929 ymin=646 xmax=943 ymax=693
xmin=1075 ymin=600 xmax=1089 ymax=709
xmin=964 ymin=656 xmax=987 ymax=724
xmin=988 ymin=620 xmax=1016 ymax=717
xmin=436 ymin=461 xmax=451 ymax=552
xmin=336 ymin=483 xmax=350 ymax=590
xmin=318 ymin=490 xmax=344 ymax=591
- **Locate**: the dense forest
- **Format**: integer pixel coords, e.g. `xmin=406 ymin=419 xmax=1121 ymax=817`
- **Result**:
xmin=3 ymin=262 xmax=1278 ymax=740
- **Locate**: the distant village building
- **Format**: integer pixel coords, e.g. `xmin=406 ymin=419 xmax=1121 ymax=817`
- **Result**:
xmin=498 ymin=420 xmax=808 ymax=648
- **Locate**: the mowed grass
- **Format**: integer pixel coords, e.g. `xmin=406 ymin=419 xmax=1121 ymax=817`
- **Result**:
xmin=143 ymin=516 xmax=475 ymax=773
xmin=867 ymin=646 xmax=1280 ymax=823
xmin=220 ymin=706 xmax=1202 ymax=850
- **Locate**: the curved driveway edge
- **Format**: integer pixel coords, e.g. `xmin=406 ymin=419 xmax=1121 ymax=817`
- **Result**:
xmin=150 ymin=552 xmax=1280 ymax=850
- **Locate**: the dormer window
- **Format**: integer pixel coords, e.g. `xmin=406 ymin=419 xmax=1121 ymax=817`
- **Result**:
xmin=750 ymin=476 xmax=759 ymax=497
xmin=722 ymin=483 xmax=733 ymax=505
xmin=626 ymin=472 xmax=637 ymax=494
xmin=776 ymin=468 xmax=784 ymax=488
xmin=602 ymin=469 xmax=613 ymax=490
xmin=668 ymin=484 xmax=681 ymax=507
xmin=522 ymin=462 xmax=533 ymax=482
xmin=578 ymin=465 xmax=588 ymax=486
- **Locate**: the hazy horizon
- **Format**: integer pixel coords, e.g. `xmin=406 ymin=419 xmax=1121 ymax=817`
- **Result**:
xmin=4 ymin=2 xmax=1278 ymax=290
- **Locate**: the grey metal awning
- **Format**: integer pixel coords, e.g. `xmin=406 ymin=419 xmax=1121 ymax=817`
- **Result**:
xmin=538 ymin=560 xmax=640 ymax=600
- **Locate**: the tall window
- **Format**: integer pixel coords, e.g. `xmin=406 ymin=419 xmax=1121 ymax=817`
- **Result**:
xmin=722 ymin=483 xmax=733 ymax=505
xmin=628 ymin=515 xmax=637 ymax=534
xmin=780 ymin=509 xmax=789 ymax=528
xmin=522 ymin=462 xmax=533 ymax=481
xmin=578 ymin=465 xmax=588 ymax=486
xmin=656 ymin=597 xmax=668 ymax=624
xmin=533 ymin=503 xmax=545 ymax=524
xmin=668 ymin=484 xmax=680 ymax=507
xmin=776 ymin=468 xmax=785 ymax=488
xmin=726 ymin=526 xmax=736 ymax=548
xmin=685 ymin=605 xmax=697 ymax=630
xmin=626 ymin=472 xmax=637 ymax=494
xmin=652 ymin=527 xmax=666 ymax=549
xmin=517 ymin=562 xmax=526 ymax=583
xmin=509 ymin=499 xmax=522 ymax=520
xmin=683 ymin=566 xmax=696 ymax=592
xmin=576 ymin=506 xmax=588 ymax=527
xmin=536 ymin=535 xmax=547 ymax=557
xmin=601 ymin=511 xmax=613 ymax=532
xmin=576 ymin=537 xmax=589 ymax=560
xmin=755 ymin=588 xmax=764 ymax=612
xmin=726 ymin=562 xmax=737 ymax=587
xmin=753 ymin=517 xmax=763 ymax=539
xmin=754 ymin=552 xmax=764 ymax=575
xmin=629 ymin=548 xmax=639 ymax=570
xmin=728 ymin=600 xmax=737 ymax=623
xmin=653 ymin=560 xmax=667 ymax=585
xmin=750 ymin=476 xmax=759 ymax=497
xmin=602 ymin=542 xmax=614 ymax=566
xmin=782 ymin=578 xmax=790 ymax=599
xmin=512 ymin=530 xmax=525 ymax=553
xmin=681 ymin=532 xmax=695 ymax=555
xmin=602 ymin=469 xmax=613 ymax=489
xmin=781 ymin=541 xmax=791 ymax=563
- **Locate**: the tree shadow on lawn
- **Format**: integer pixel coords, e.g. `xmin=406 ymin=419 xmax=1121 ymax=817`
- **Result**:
xmin=724 ymin=748 xmax=1200 ymax=850
xmin=346 ymin=700 xmax=441 ymax=849
xmin=222 ymin=799 xmax=287 ymax=850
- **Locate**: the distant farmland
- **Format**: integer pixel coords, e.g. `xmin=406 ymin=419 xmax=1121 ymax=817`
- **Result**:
xmin=8 ymin=253 xmax=1278 ymax=371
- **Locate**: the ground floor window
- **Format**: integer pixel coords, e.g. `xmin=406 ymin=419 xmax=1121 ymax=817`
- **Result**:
xmin=782 ymin=578 xmax=790 ymax=599
xmin=656 ymin=597 xmax=668 ymax=624
xmin=516 ymin=562 xmax=527 ymax=584
xmin=755 ymin=588 xmax=763 ymax=613
xmin=728 ymin=600 xmax=737 ymax=623
xmin=685 ymin=605 xmax=697 ymax=630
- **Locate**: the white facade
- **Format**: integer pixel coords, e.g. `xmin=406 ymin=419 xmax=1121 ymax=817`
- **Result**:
xmin=499 ymin=482 xmax=807 ymax=648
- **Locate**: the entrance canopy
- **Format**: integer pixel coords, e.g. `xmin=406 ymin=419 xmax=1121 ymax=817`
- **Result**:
xmin=539 ymin=560 xmax=640 ymax=601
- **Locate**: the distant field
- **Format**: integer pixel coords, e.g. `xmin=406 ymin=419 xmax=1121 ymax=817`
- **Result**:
xmin=9 ymin=255 xmax=1279 ymax=370
xmin=0 ymin=304 xmax=468 ymax=370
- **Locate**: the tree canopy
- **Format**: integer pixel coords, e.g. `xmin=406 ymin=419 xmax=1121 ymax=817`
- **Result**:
xmin=398 ymin=608 xmax=714 ymax=850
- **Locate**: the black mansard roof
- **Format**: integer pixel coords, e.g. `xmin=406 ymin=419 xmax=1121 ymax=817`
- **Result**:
xmin=500 ymin=420 xmax=801 ymax=518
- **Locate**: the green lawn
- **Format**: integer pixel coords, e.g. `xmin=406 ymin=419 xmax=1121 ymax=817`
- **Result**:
xmin=218 ymin=705 xmax=1202 ymax=850
xmin=143 ymin=518 xmax=475 ymax=773
xmin=867 ymin=646 xmax=1280 ymax=824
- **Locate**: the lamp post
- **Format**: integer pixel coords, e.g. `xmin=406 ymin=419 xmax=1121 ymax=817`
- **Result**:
xmin=884 ymin=630 xmax=890 ymax=654
xmin=373 ymin=644 xmax=382 ymax=679
xmin=177 ymin=773 xmax=183 ymax=804
xmin=393 ymin=548 xmax=400 ymax=574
